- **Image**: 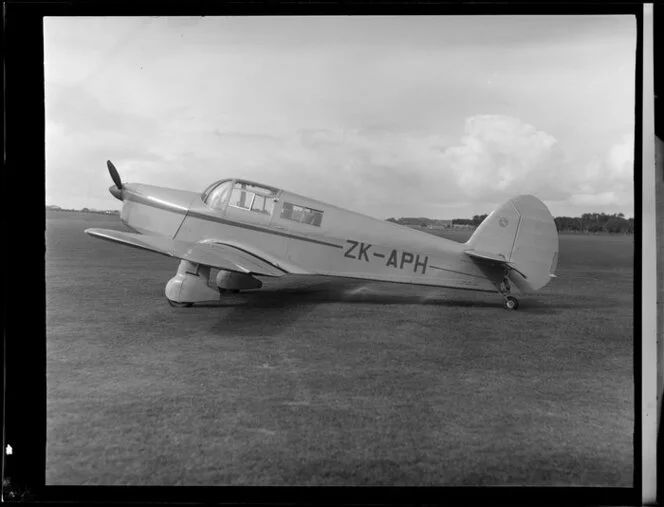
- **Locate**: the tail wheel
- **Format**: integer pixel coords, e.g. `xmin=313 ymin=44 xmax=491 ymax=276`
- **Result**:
xmin=167 ymin=299 xmax=193 ymax=308
xmin=503 ymin=296 xmax=519 ymax=310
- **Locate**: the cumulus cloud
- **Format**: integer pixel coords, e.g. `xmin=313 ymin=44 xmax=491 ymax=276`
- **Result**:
xmin=440 ymin=115 xmax=564 ymax=201
xmin=432 ymin=115 xmax=634 ymax=216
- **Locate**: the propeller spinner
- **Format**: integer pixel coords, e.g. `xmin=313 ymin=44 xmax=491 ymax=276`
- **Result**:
xmin=107 ymin=160 xmax=124 ymax=200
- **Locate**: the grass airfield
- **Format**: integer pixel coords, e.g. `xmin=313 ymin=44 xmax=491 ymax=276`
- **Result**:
xmin=46 ymin=211 xmax=633 ymax=486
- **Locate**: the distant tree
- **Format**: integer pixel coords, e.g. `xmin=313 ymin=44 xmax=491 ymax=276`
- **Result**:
xmin=605 ymin=218 xmax=622 ymax=233
xmin=554 ymin=216 xmax=584 ymax=232
xmin=82 ymin=207 xmax=89 ymax=212
xmin=386 ymin=218 xmax=399 ymax=223
xmin=471 ymin=214 xmax=488 ymax=226
xmin=554 ymin=217 xmax=563 ymax=231
xmin=606 ymin=216 xmax=631 ymax=234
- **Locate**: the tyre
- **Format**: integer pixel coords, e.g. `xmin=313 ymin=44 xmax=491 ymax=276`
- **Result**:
xmin=503 ymin=296 xmax=519 ymax=310
xmin=167 ymin=299 xmax=193 ymax=308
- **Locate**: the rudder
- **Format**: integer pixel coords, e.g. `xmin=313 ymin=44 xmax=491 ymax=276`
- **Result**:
xmin=465 ymin=195 xmax=559 ymax=292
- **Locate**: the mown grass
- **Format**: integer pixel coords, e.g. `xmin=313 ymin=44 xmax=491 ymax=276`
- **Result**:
xmin=46 ymin=211 xmax=633 ymax=486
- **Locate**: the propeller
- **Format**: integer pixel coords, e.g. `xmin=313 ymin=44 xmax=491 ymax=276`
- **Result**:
xmin=107 ymin=160 xmax=123 ymax=190
xmin=107 ymin=160 xmax=124 ymax=201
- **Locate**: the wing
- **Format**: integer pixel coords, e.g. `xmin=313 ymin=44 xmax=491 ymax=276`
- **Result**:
xmin=464 ymin=249 xmax=528 ymax=279
xmin=85 ymin=228 xmax=305 ymax=277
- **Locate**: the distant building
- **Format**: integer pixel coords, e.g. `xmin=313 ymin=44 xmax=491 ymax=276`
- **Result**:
xmin=428 ymin=220 xmax=452 ymax=230
xmin=398 ymin=217 xmax=429 ymax=227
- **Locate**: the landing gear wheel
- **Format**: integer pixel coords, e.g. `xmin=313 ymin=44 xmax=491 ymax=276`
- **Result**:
xmin=167 ymin=299 xmax=193 ymax=308
xmin=503 ymin=296 xmax=519 ymax=310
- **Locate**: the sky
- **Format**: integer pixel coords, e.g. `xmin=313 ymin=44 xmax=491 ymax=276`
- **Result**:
xmin=44 ymin=15 xmax=636 ymax=219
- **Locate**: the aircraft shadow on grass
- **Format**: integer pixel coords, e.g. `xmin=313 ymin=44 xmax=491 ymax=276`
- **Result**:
xmin=192 ymin=278 xmax=567 ymax=337
xmin=197 ymin=277 xmax=563 ymax=310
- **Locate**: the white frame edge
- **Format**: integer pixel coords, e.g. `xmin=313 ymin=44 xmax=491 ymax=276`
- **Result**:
xmin=642 ymin=3 xmax=657 ymax=505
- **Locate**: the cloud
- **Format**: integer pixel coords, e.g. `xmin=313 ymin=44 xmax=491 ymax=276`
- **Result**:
xmin=440 ymin=115 xmax=564 ymax=201
xmin=606 ymin=133 xmax=634 ymax=182
xmin=191 ymin=128 xmax=464 ymax=219
xmin=561 ymin=133 xmax=633 ymax=211
xmin=431 ymin=115 xmax=634 ymax=217
xmin=569 ymin=192 xmax=619 ymax=207
xmin=44 ymin=17 xmax=635 ymax=218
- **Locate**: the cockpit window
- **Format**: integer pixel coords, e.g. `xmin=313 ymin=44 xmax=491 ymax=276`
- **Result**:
xmin=280 ymin=201 xmax=323 ymax=227
xmin=228 ymin=181 xmax=277 ymax=215
xmin=250 ymin=194 xmax=272 ymax=215
xmin=204 ymin=180 xmax=233 ymax=210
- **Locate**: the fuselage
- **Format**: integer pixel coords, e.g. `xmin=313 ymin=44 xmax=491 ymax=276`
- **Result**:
xmin=116 ymin=179 xmax=502 ymax=293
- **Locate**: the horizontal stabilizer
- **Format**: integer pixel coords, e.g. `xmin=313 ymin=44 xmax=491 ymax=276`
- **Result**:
xmin=85 ymin=228 xmax=288 ymax=277
xmin=464 ymin=249 xmax=507 ymax=263
xmin=464 ymin=249 xmax=528 ymax=279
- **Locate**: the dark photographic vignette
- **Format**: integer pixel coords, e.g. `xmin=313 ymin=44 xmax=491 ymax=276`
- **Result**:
xmin=3 ymin=1 xmax=650 ymax=504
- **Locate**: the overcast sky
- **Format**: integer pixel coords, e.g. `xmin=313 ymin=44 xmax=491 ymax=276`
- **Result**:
xmin=45 ymin=15 xmax=635 ymax=219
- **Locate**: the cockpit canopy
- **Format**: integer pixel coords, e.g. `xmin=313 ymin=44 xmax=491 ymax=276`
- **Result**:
xmin=202 ymin=179 xmax=279 ymax=215
xmin=201 ymin=179 xmax=324 ymax=227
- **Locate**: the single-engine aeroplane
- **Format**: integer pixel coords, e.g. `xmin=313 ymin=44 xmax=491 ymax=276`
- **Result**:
xmin=85 ymin=161 xmax=559 ymax=310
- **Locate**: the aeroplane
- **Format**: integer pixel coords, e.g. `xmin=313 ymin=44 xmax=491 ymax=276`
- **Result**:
xmin=85 ymin=161 xmax=559 ymax=310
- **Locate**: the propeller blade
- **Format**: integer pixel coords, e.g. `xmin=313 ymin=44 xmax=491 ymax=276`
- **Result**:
xmin=107 ymin=160 xmax=123 ymax=190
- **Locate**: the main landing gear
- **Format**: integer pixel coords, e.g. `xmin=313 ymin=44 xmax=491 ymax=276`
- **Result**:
xmin=165 ymin=260 xmax=219 ymax=307
xmin=165 ymin=261 xmax=262 ymax=307
xmin=499 ymin=273 xmax=519 ymax=311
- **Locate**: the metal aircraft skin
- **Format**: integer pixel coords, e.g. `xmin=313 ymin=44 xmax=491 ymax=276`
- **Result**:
xmin=85 ymin=161 xmax=559 ymax=310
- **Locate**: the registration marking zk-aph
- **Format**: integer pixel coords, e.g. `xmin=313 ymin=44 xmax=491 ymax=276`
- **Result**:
xmin=343 ymin=239 xmax=428 ymax=274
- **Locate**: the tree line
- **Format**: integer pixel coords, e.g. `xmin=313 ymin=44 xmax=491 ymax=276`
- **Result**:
xmin=553 ymin=213 xmax=633 ymax=233
xmin=387 ymin=212 xmax=634 ymax=234
xmin=451 ymin=214 xmax=489 ymax=226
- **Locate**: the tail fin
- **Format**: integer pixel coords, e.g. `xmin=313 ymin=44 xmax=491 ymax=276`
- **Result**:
xmin=465 ymin=195 xmax=559 ymax=292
